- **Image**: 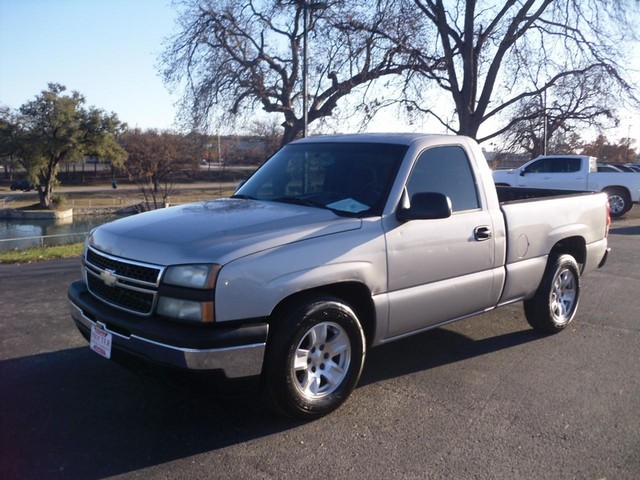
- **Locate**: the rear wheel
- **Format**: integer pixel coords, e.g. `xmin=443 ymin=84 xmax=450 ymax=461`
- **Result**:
xmin=524 ymin=254 xmax=581 ymax=333
xmin=264 ymin=295 xmax=366 ymax=419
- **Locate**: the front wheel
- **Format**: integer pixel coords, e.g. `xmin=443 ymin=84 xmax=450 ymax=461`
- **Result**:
xmin=523 ymin=254 xmax=581 ymax=333
xmin=264 ymin=295 xmax=366 ymax=419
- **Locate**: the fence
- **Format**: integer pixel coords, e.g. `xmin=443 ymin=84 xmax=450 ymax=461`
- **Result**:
xmin=0 ymin=232 xmax=88 ymax=252
xmin=66 ymin=196 xmax=215 ymax=207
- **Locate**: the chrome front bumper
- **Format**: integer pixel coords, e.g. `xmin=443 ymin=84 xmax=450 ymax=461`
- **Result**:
xmin=69 ymin=300 xmax=266 ymax=379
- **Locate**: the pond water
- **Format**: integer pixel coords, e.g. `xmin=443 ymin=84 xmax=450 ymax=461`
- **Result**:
xmin=0 ymin=214 xmax=130 ymax=251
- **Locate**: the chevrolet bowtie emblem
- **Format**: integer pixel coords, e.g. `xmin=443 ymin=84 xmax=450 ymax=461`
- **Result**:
xmin=100 ymin=269 xmax=118 ymax=287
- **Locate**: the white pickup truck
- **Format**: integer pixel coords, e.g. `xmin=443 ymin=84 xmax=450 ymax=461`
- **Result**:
xmin=492 ymin=154 xmax=640 ymax=217
xmin=68 ymin=134 xmax=610 ymax=419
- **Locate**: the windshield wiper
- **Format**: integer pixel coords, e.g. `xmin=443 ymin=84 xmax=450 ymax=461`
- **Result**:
xmin=271 ymin=196 xmax=329 ymax=209
xmin=271 ymin=196 xmax=356 ymax=217
xmin=231 ymin=194 xmax=256 ymax=200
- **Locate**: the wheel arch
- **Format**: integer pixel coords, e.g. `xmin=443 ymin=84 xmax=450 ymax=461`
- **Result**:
xmin=549 ymin=236 xmax=586 ymax=269
xmin=268 ymin=282 xmax=376 ymax=348
xmin=601 ymin=185 xmax=631 ymax=197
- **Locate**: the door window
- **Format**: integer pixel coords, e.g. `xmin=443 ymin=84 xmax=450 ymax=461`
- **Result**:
xmin=407 ymin=146 xmax=479 ymax=212
xmin=524 ymin=157 xmax=581 ymax=173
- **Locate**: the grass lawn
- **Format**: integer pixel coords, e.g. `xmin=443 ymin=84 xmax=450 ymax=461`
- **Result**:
xmin=0 ymin=243 xmax=83 ymax=264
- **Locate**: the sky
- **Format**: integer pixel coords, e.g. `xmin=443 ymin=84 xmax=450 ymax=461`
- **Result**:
xmin=0 ymin=0 xmax=179 ymax=130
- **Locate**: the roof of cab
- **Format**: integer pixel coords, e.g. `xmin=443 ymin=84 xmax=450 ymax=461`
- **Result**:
xmin=290 ymin=132 xmax=466 ymax=146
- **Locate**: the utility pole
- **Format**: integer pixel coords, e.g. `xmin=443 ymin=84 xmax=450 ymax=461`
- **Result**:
xmin=303 ymin=2 xmax=309 ymax=138
xmin=302 ymin=1 xmax=328 ymax=138
xmin=542 ymin=89 xmax=548 ymax=156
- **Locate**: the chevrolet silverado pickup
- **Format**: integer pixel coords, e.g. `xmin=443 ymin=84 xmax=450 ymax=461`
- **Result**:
xmin=68 ymin=133 xmax=610 ymax=419
xmin=492 ymin=154 xmax=640 ymax=217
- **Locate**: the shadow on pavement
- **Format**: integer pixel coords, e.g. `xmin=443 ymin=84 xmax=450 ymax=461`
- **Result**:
xmin=610 ymin=224 xmax=640 ymax=235
xmin=0 ymin=347 xmax=291 ymax=480
xmin=360 ymin=327 xmax=541 ymax=386
xmin=1 ymin=324 xmax=542 ymax=480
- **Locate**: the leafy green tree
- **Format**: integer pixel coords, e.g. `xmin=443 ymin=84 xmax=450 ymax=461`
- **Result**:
xmin=0 ymin=83 xmax=126 ymax=208
xmin=0 ymin=105 xmax=22 ymax=179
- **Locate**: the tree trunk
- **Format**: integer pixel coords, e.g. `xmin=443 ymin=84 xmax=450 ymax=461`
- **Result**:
xmin=457 ymin=113 xmax=481 ymax=140
xmin=36 ymin=157 xmax=61 ymax=208
xmin=36 ymin=182 xmax=54 ymax=208
xmin=280 ymin=125 xmax=301 ymax=147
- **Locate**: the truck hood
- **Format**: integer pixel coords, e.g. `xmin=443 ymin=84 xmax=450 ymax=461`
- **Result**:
xmin=88 ymin=198 xmax=362 ymax=266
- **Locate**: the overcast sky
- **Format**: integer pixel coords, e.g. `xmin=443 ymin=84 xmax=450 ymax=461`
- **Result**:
xmin=0 ymin=0 xmax=179 ymax=130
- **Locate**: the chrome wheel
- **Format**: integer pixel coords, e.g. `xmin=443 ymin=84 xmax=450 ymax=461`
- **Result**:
xmin=608 ymin=193 xmax=625 ymax=215
xmin=292 ymin=321 xmax=351 ymax=399
xmin=524 ymin=254 xmax=581 ymax=334
xmin=550 ymin=268 xmax=577 ymax=324
xmin=265 ymin=295 xmax=365 ymax=419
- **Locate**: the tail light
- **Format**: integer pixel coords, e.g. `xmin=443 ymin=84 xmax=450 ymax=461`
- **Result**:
xmin=605 ymin=201 xmax=611 ymax=237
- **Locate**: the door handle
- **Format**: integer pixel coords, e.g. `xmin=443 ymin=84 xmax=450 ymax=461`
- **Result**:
xmin=474 ymin=226 xmax=492 ymax=241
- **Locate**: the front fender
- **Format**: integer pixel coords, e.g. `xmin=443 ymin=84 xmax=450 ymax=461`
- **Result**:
xmin=215 ymin=219 xmax=386 ymax=322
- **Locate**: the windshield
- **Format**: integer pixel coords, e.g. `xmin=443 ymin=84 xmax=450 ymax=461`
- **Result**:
xmin=233 ymin=142 xmax=407 ymax=216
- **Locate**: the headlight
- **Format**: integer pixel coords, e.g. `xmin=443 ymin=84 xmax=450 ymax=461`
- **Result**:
xmin=157 ymin=297 xmax=214 ymax=323
xmin=81 ymin=241 xmax=90 ymax=282
xmin=163 ymin=264 xmax=219 ymax=289
xmin=158 ymin=264 xmax=220 ymax=323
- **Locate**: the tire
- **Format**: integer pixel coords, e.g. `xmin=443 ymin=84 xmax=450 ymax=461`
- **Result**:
xmin=264 ymin=294 xmax=366 ymax=419
xmin=523 ymin=254 xmax=581 ymax=333
xmin=604 ymin=188 xmax=631 ymax=218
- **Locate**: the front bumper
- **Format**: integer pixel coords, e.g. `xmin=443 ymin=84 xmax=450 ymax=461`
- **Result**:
xmin=68 ymin=281 xmax=268 ymax=380
xmin=598 ymin=247 xmax=610 ymax=269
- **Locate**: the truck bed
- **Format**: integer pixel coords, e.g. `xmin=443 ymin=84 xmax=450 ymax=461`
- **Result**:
xmin=495 ymin=185 xmax=596 ymax=204
xmin=495 ymin=186 xmax=609 ymax=305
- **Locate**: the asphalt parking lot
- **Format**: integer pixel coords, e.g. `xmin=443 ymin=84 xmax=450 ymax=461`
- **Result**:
xmin=1 ymin=212 xmax=639 ymax=480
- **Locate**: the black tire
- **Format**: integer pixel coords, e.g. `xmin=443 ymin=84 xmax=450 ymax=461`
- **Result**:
xmin=524 ymin=254 xmax=581 ymax=333
xmin=604 ymin=188 xmax=631 ymax=218
xmin=264 ymin=294 xmax=366 ymax=419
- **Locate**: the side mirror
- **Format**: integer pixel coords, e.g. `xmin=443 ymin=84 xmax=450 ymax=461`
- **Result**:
xmin=397 ymin=191 xmax=452 ymax=222
xmin=519 ymin=169 xmax=526 ymax=177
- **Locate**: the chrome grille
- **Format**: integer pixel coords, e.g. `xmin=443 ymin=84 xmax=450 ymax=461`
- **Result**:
xmin=84 ymin=246 xmax=164 ymax=316
xmin=86 ymin=248 xmax=160 ymax=284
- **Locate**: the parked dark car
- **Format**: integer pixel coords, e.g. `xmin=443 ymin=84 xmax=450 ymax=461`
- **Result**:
xmin=613 ymin=164 xmax=638 ymax=172
xmin=10 ymin=180 xmax=35 ymax=192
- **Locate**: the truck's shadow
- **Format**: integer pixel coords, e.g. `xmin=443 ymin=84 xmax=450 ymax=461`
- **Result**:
xmin=1 ymin=326 xmax=540 ymax=480
xmin=360 ymin=327 xmax=540 ymax=387
xmin=610 ymin=224 xmax=640 ymax=235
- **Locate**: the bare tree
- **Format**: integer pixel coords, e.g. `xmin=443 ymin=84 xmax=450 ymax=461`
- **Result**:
xmin=501 ymin=67 xmax=619 ymax=157
xmin=406 ymin=0 xmax=638 ymax=143
xmin=120 ymin=129 xmax=199 ymax=210
xmin=581 ymin=134 xmax=637 ymax=164
xmin=251 ymin=117 xmax=284 ymax=158
xmin=162 ymin=0 xmax=426 ymax=145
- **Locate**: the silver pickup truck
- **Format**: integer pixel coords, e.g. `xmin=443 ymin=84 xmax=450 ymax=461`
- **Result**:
xmin=68 ymin=133 xmax=610 ymax=419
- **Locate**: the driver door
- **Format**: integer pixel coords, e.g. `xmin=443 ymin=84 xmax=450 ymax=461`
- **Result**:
xmin=383 ymin=146 xmax=501 ymax=338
